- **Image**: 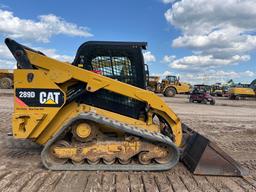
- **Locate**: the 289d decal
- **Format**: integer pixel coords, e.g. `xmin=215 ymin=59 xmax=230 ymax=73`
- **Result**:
xmin=16 ymin=88 xmax=65 ymax=107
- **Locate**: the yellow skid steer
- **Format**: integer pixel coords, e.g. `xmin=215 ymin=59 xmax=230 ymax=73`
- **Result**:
xmin=5 ymin=38 xmax=245 ymax=176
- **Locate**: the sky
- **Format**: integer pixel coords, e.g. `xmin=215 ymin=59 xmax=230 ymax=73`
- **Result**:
xmin=0 ymin=0 xmax=255 ymax=84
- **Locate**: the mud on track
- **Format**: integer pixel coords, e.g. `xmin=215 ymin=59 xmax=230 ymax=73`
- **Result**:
xmin=0 ymin=91 xmax=256 ymax=191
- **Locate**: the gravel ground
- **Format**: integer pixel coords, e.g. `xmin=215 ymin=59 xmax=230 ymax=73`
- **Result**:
xmin=0 ymin=90 xmax=256 ymax=192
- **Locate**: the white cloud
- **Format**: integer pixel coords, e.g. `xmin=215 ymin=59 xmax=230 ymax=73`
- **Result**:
xmin=0 ymin=9 xmax=93 ymax=43
xmin=0 ymin=58 xmax=16 ymax=69
xmin=170 ymin=54 xmax=250 ymax=70
xmin=143 ymin=51 xmax=156 ymax=63
xmin=244 ymin=70 xmax=255 ymax=77
xmin=162 ymin=70 xmax=172 ymax=77
xmin=0 ymin=42 xmax=74 ymax=69
xmin=0 ymin=43 xmax=16 ymax=69
xmin=0 ymin=43 xmax=13 ymax=59
xmin=165 ymin=0 xmax=256 ymax=35
xmin=172 ymin=27 xmax=256 ymax=59
xmin=0 ymin=8 xmax=90 ymax=68
xmin=180 ymin=70 xmax=255 ymax=84
xmin=161 ymin=55 xmax=176 ymax=63
xmin=153 ymin=70 xmax=256 ymax=85
xmin=164 ymin=0 xmax=256 ymax=71
xmin=37 ymin=47 xmax=73 ymax=62
xmin=151 ymin=70 xmax=173 ymax=81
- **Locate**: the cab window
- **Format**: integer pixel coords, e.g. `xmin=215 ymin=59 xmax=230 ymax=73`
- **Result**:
xmin=91 ymin=56 xmax=134 ymax=84
xmin=167 ymin=76 xmax=176 ymax=83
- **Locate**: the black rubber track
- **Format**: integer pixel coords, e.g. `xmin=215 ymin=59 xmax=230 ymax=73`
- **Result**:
xmin=41 ymin=112 xmax=180 ymax=171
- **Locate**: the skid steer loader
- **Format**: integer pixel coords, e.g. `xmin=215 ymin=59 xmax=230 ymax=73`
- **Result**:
xmin=5 ymin=38 xmax=245 ymax=176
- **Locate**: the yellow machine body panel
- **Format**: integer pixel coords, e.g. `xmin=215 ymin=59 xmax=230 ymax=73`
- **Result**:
xmin=229 ymin=87 xmax=255 ymax=96
xmin=13 ymin=70 xmax=66 ymax=139
xmin=162 ymin=80 xmax=191 ymax=94
xmin=175 ymin=82 xmax=191 ymax=93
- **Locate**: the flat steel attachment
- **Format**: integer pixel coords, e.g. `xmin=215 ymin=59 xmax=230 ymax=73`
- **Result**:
xmin=181 ymin=125 xmax=247 ymax=176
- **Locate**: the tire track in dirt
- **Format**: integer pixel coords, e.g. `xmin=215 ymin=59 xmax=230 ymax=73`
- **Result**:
xmin=102 ymin=172 xmax=116 ymax=192
xmin=167 ymin=173 xmax=189 ymax=192
xmin=0 ymin=170 xmax=25 ymax=191
xmin=84 ymin=172 xmax=103 ymax=192
xmin=142 ymin=174 xmax=159 ymax=192
xmin=54 ymin=171 xmax=89 ymax=192
xmin=3 ymin=171 xmax=39 ymax=192
xmin=154 ymin=173 xmax=174 ymax=192
xmin=21 ymin=172 xmax=49 ymax=192
xmin=232 ymin=177 xmax=256 ymax=192
xmin=129 ymin=173 xmax=144 ymax=192
xmin=37 ymin=172 xmax=63 ymax=192
xmin=116 ymin=172 xmax=130 ymax=192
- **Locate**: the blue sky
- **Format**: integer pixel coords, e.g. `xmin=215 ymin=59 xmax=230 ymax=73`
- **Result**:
xmin=0 ymin=0 xmax=255 ymax=84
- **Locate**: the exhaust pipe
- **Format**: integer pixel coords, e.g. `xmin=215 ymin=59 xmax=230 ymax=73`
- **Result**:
xmin=181 ymin=124 xmax=247 ymax=176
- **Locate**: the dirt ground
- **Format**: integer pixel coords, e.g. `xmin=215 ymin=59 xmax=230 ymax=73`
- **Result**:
xmin=0 ymin=89 xmax=256 ymax=192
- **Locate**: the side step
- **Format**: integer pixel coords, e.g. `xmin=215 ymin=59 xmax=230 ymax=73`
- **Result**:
xmin=181 ymin=124 xmax=247 ymax=176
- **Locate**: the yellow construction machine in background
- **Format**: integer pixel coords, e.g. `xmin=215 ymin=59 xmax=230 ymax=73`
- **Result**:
xmin=161 ymin=75 xmax=191 ymax=97
xmin=210 ymin=84 xmax=223 ymax=97
xmin=147 ymin=75 xmax=191 ymax=97
xmin=0 ymin=69 xmax=13 ymax=89
xmin=5 ymin=38 xmax=245 ymax=176
xmin=147 ymin=76 xmax=161 ymax=92
xmin=228 ymin=79 xmax=256 ymax=100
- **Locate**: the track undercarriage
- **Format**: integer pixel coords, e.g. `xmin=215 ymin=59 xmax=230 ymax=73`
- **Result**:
xmin=42 ymin=112 xmax=180 ymax=171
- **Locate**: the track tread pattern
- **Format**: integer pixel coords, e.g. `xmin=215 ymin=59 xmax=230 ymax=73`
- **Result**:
xmin=41 ymin=112 xmax=179 ymax=171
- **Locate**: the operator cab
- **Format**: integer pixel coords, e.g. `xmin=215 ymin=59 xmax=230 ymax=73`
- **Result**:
xmin=72 ymin=41 xmax=149 ymax=119
xmin=72 ymin=41 xmax=147 ymax=89
xmin=165 ymin=75 xmax=178 ymax=84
